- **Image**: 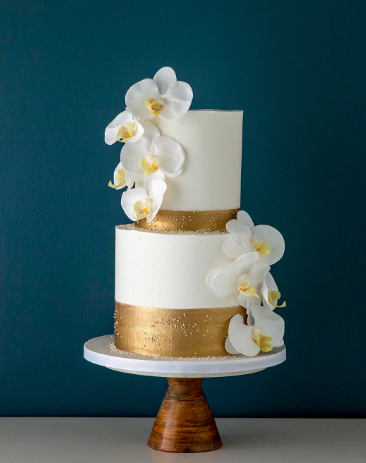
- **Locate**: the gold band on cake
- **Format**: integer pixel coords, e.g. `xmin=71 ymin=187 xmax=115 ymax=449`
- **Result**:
xmin=114 ymin=302 xmax=246 ymax=358
xmin=135 ymin=209 xmax=239 ymax=232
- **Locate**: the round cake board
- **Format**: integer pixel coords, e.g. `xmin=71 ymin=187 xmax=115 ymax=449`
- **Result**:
xmin=84 ymin=334 xmax=286 ymax=378
xmin=84 ymin=335 xmax=286 ymax=453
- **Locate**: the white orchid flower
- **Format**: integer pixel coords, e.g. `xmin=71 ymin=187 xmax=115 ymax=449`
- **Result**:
xmin=235 ymin=263 xmax=271 ymax=309
xmin=108 ymin=162 xmax=134 ymax=191
xmin=222 ymin=210 xmax=285 ymax=266
xmin=121 ymin=172 xmax=167 ymax=223
xmin=207 ymin=252 xmax=267 ymax=299
xmin=120 ymin=120 xmax=184 ymax=178
xmin=105 ymin=110 xmax=144 ymax=145
xmin=260 ymin=270 xmax=286 ymax=310
xmin=125 ymin=67 xmax=193 ymax=121
xmin=225 ymin=304 xmax=285 ymax=357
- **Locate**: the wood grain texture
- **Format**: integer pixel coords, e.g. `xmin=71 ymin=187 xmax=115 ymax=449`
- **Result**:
xmin=148 ymin=378 xmax=222 ymax=453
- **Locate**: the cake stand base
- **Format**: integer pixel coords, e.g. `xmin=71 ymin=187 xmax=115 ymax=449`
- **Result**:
xmin=148 ymin=378 xmax=222 ymax=453
xmin=84 ymin=335 xmax=286 ymax=453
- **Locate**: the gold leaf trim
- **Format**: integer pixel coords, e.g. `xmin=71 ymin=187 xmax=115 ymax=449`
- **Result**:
xmin=114 ymin=302 xmax=246 ymax=358
xmin=135 ymin=209 xmax=239 ymax=232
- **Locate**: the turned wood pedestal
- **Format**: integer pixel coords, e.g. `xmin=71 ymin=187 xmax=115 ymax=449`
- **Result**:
xmin=148 ymin=378 xmax=222 ymax=453
xmin=84 ymin=335 xmax=286 ymax=453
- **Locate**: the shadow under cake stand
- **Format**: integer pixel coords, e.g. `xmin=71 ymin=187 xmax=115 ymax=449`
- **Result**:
xmin=84 ymin=334 xmax=286 ymax=453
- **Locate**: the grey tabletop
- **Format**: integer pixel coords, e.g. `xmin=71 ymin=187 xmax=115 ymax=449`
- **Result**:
xmin=0 ymin=418 xmax=364 ymax=463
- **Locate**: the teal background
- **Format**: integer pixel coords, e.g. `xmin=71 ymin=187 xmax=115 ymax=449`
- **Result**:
xmin=1 ymin=0 xmax=365 ymax=417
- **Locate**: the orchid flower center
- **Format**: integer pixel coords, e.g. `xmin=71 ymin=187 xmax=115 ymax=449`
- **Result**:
xmin=250 ymin=238 xmax=271 ymax=256
xmin=268 ymin=290 xmax=286 ymax=308
xmin=141 ymin=154 xmax=159 ymax=176
xmin=252 ymin=328 xmax=273 ymax=352
xmin=117 ymin=123 xmax=137 ymax=142
xmin=108 ymin=168 xmax=126 ymax=189
xmin=133 ymin=199 xmax=152 ymax=220
xmin=145 ymin=98 xmax=165 ymax=117
xmin=237 ymin=276 xmax=259 ymax=298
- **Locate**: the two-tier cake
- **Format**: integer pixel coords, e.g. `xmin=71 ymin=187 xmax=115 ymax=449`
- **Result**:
xmin=106 ymin=67 xmax=286 ymax=359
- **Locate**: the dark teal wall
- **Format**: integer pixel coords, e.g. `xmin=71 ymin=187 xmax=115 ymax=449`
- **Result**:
xmin=1 ymin=0 xmax=365 ymax=417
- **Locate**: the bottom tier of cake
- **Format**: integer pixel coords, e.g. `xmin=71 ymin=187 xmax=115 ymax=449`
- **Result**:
xmin=114 ymin=225 xmax=246 ymax=358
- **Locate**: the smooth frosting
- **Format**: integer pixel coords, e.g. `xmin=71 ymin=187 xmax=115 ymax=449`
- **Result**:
xmin=153 ymin=110 xmax=243 ymax=211
xmin=115 ymin=226 xmax=238 ymax=309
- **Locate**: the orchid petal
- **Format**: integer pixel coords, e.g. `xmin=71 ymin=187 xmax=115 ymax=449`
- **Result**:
xmin=141 ymin=120 xmax=160 ymax=144
xmin=153 ymin=67 xmax=177 ymax=95
xmin=264 ymin=271 xmax=278 ymax=291
xmin=143 ymin=172 xmax=166 ymax=197
xmin=222 ymin=237 xmax=244 ymax=259
xmin=154 ymin=136 xmax=185 ymax=176
xmin=121 ymin=187 xmax=149 ymax=222
xmin=249 ymin=263 xmax=271 ymax=286
xmin=211 ymin=264 xmax=239 ymax=298
xmin=125 ymin=79 xmax=161 ymax=120
xmin=126 ymin=174 xmax=135 ymax=190
xmin=126 ymin=171 xmax=145 ymax=184
xmin=226 ymin=220 xmax=253 ymax=252
xmin=120 ymin=139 xmax=148 ymax=176
xmin=160 ymin=81 xmax=193 ymax=120
xmin=225 ymin=337 xmax=239 ymax=355
xmin=253 ymin=225 xmax=285 ymax=265
xmin=206 ymin=268 xmax=220 ymax=289
xmin=147 ymin=195 xmax=164 ymax=223
xmin=228 ymin=314 xmax=260 ymax=357
xmin=211 ymin=253 xmax=258 ymax=298
xmin=165 ymin=167 xmax=182 ymax=178
xmin=261 ymin=271 xmax=277 ymax=308
xmin=109 ymin=162 xmax=127 ymax=190
xmin=142 ymin=173 xmax=167 ymax=223
xmin=251 ymin=304 xmax=285 ymax=347
xmin=237 ymin=294 xmax=259 ymax=315
xmin=236 ymin=210 xmax=255 ymax=232
xmin=261 ymin=271 xmax=286 ymax=310
xmin=132 ymin=120 xmax=145 ymax=142
xmin=236 ymin=292 xmax=248 ymax=309
xmin=246 ymin=309 xmax=255 ymax=326
xmin=105 ymin=110 xmax=144 ymax=145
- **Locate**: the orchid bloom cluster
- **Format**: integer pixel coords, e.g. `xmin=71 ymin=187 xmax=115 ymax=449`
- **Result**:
xmin=207 ymin=210 xmax=287 ymax=357
xmin=105 ymin=67 xmax=193 ymax=222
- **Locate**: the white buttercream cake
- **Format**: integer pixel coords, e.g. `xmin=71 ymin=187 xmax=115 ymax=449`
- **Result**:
xmin=106 ymin=67 xmax=286 ymax=359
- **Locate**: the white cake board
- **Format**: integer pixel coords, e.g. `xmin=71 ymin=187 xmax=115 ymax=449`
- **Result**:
xmin=84 ymin=335 xmax=286 ymax=378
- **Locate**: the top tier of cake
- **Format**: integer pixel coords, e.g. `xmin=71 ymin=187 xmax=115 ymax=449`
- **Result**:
xmin=153 ymin=110 xmax=243 ymax=211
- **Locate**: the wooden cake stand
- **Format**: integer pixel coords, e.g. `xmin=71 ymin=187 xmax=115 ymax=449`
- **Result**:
xmin=84 ymin=334 xmax=286 ymax=453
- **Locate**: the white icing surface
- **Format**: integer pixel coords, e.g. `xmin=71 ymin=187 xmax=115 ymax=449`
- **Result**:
xmin=153 ymin=110 xmax=243 ymax=211
xmin=115 ymin=226 xmax=238 ymax=309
